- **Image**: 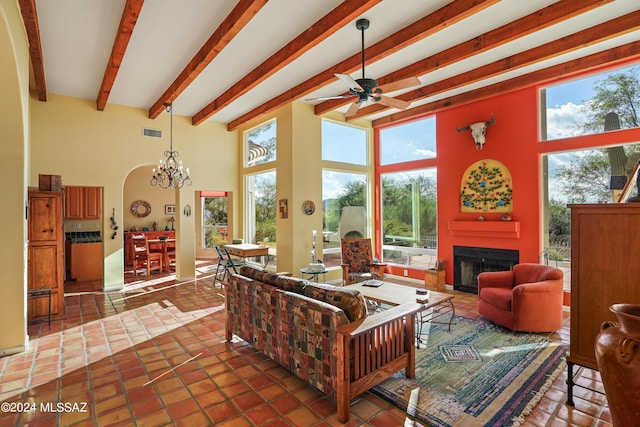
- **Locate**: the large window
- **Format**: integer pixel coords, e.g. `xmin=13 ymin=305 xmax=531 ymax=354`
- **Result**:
xmin=245 ymin=171 xmax=276 ymax=245
xmin=379 ymin=116 xmax=436 ymax=165
xmin=541 ymin=64 xmax=640 ymax=141
xmin=245 ymin=120 xmax=276 ymax=166
xmin=540 ymin=61 xmax=640 ymax=271
xmin=321 ymin=170 xmax=368 ymax=267
xmin=202 ymin=192 xmax=228 ymax=248
xmin=322 ymin=119 xmax=367 ymax=165
xmin=381 ymin=169 xmax=437 ymax=268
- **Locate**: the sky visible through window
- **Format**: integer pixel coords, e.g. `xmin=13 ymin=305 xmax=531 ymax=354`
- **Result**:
xmin=322 ymin=120 xmax=367 ymax=165
xmin=544 ymin=63 xmax=639 ymax=202
xmin=379 ymin=117 xmax=436 ymax=165
xmin=545 ymin=74 xmax=598 ymax=202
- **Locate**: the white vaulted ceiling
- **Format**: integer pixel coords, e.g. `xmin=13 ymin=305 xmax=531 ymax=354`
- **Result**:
xmin=19 ymin=0 xmax=640 ymax=130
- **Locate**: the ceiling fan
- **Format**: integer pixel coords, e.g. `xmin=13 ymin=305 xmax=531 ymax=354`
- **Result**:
xmin=308 ymin=18 xmax=420 ymax=117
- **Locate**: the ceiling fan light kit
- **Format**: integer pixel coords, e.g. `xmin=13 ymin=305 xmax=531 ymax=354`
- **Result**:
xmin=308 ymin=18 xmax=419 ymax=117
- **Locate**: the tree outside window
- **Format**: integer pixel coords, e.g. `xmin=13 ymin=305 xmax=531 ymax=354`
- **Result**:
xmin=202 ymin=194 xmax=228 ymax=248
xmin=542 ymin=63 xmax=640 ymax=266
xmin=246 ymin=171 xmax=276 ymax=245
xmin=381 ymin=169 xmax=437 ymax=268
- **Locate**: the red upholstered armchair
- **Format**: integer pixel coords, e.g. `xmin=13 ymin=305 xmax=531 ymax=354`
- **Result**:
xmin=477 ymin=263 xmax=564 ymax=332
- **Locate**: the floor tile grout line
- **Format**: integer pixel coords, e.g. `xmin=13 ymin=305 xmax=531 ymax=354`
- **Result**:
xmin=3 ymin=264 xmax=609 ymax=426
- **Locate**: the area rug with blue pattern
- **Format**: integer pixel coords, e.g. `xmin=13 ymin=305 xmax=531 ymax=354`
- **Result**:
xmin=371 ymin=315 xmax=567 ymax=427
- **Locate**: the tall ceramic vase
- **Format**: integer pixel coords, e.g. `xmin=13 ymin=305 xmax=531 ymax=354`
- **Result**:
xmin=594 ymin=304 xmax=640 ymax=426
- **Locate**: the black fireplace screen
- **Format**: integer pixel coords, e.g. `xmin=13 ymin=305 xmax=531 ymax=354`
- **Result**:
xmin=453 ymin=246 xmax=519 ymax=294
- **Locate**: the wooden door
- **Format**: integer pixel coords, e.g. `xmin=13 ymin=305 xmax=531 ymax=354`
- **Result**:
xmin=28 ymin=190 xmax=64 ymax=322
xmin=64 ymin=186 xmax=83 ymax=219
xmin=28 ymin=244 xmax=61 ymax=290
xmin=83 ymin=187 xmax=102 ymax=219
xmin=29 ymin=193 xmax=60 ymax=241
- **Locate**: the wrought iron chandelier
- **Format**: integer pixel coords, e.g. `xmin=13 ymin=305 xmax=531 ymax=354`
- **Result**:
xmin=150 ymin=103 xmax=192 ymax=189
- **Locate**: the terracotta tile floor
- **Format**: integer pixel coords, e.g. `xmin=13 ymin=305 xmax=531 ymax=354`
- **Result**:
xmin=1 ymin=263 xmax=611 ymax=426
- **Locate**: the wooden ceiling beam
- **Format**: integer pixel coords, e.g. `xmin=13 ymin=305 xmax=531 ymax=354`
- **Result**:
xmin=192 ymin=0 xmax=383 ymax=126
xmin=351 ymin=9 xmax=640 ymax=120
xmin=19 ymin=0 xmax=47 ymax=101
xmin=372 ymin=41 xmax=640 ymax=128
xmin=148 ymin=0 xmax=268 ymax=119
xmin=96 ymin=0 xmax=145 ymax=111
xmin=226 ymin=0 xmax=498 ymax=131
xmin=322 ymin=0 xmax=614 ymax=117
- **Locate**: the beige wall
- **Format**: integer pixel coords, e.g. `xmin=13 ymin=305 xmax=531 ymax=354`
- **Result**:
xmin=0 ymin=0 xmax=30 ymax=354
xmin=1 ymin=0 xmax=372 ymax=353
xmin=236 ymin=102 xmax=372 ymax=280
xmin=124 ymin=166 xmax=176 ymax=231
xmin=30 ymin=95 xmax=239 ymax=288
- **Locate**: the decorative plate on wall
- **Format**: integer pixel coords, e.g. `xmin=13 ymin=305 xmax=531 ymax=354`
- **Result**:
xmin=131 ymin=200 xmax=151 ymax=218
xmin=302 ymin=200 xmax=315 ymax=215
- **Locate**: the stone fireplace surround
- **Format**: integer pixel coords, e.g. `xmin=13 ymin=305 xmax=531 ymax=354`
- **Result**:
xmin=453 ymin=245 xmax=519 ymax=294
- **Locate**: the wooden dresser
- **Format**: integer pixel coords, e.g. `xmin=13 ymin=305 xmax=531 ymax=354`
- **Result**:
xmin=124 ymin=230 xmax=175 ymax=266
xmin=28 ymin=189 xmax=65 ymax=322
xmin=567 ymin=203 xmax=640 ymax=403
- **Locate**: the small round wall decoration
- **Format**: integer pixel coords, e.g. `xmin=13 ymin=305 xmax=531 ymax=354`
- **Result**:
xmin=131 ymin=200 xmax=151 ymax=218
xmin=302 ymin=200 xmax=315 ymax=215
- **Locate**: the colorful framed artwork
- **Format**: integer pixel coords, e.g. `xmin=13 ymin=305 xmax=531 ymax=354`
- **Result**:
xmin=460 ymin=159 xmax=513 ymax=212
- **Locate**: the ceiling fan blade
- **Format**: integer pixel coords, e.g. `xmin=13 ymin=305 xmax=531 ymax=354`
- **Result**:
xmin=377 ymin=76 xmax=421 ymax=93
xmin=376 ymin=95 xmax=410 ymax=110
xmin=305 ymin=94 xmax=356 ymax=102
xmin=335 ymin=73 xmax=364 ymax=92
xmin=345 ymin=101 xmax=362 ymax=117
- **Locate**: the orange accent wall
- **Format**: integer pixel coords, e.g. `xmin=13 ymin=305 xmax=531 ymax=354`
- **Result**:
xmin=437 ymin=87 xmax=541 ymax=283
xmin=380 ymin=83 xmax=640 ymax=283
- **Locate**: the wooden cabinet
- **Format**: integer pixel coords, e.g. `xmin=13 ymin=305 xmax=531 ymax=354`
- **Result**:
xmin=124 ymin=231 xmax=175 ymax=266
xmin=83 ymin=187 xmax=102 ymax=219
xmin=64 ymin=186 xmax=83 ymax=219
xmin=70 ymin=242 xmax=102 ymax=281
xmin=28 ymin=190 xmax=65 ymax=322
xmin=567 ymin=204 xmax=640 ymax=395
xmin=64 ymin=186 xmax=102 ymax=219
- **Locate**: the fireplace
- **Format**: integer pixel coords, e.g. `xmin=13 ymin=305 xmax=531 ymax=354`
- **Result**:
xmin=453 ymin=246 xmax=519 ymax=294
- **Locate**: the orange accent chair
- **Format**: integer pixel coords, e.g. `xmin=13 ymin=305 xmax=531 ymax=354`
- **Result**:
xmin=341 ymin=238 xmax=386 ymax=285
xmin=477 ymin=263 xmax=564 ymax=332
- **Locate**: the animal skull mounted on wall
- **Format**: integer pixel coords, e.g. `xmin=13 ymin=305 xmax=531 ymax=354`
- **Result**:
xmin=456 ymin=114 xmax=496 ymax=149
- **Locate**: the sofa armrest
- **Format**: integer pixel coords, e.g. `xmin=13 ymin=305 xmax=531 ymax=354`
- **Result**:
xmin=336 ymin=302 xmax=423 ymax=337
xmin=335 ymin=302 xmax=423 ymax=422
xmin=478 ymin=270 xmax=515 ymax=291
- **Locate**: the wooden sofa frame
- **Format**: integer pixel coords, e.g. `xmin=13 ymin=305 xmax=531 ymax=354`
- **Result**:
xmin=225 ymin=270 xmax=422 ymax=422
xmin=335 ymin=302 xmax=423 ymax=422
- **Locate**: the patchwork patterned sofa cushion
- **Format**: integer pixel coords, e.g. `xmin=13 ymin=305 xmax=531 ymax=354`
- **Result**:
xmin=299 ymin=282 xmax=367 ymax=322
xmin=239 ymin=265 xmax=367 ymax=322
xmin=239 ymin=265 xmax=306 ymax=292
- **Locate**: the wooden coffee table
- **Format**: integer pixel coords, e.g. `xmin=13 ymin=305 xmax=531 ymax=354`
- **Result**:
xmin=348 ymin=280 xmax=455 ymax=342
